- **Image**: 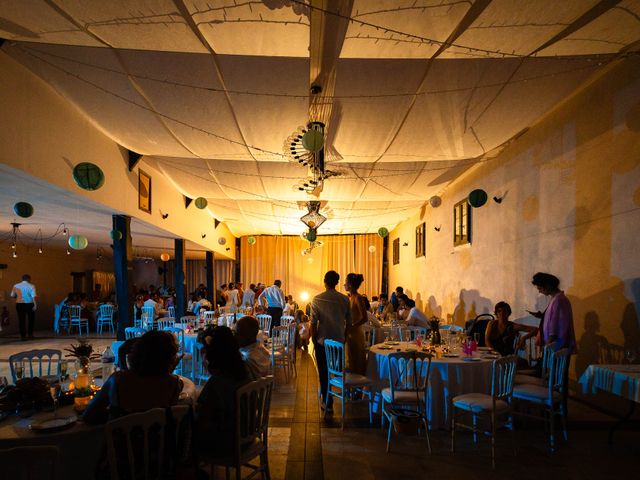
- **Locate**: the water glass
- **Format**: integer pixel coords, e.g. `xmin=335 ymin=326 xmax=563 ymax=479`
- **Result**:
xmin=13 ymin=360 xmax=26 ymax=381
xmin=60 ymin=359 xmax=69 ymax=379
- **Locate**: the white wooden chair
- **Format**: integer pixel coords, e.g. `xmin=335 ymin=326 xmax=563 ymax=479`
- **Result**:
xmin=105 ymin=408 xmax=166 ymax=480
xmin=157 ymin=318 xmax=175 ymax=330
xmin=9 ymin=349 xmax=62 ymax=383
xmin=270 ymin=326 xmax=290 ymax=382
xmin=256 ymin=314 xmax=272 ymax=336
xmin=96 ymin=304 xmax=115 ymax=334
xmin=141 ymin=306 xmax=156 ymax=329
xmin=69 ymin=305 xmax=89 ymax=336
xmin=201 ymin=377 xmax=274 ymax=480
xmin=280 ymin=315 xmax=295 ymax=325
xmin=125 ymin=327 xmax=146 ymax=340
xmin=512 ymin=348 xmax=570 ymax=452
xmin=451 ymin=355 xmax=518 ymax=468
xmin=324 ymin=339 xmax=374 ymax=429
xmin=381 ymin=351 xmax=433 ymax=452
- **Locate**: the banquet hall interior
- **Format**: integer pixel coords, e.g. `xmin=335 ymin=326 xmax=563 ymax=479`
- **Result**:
xmin=0 ymin=1 xmax=639 ymax=479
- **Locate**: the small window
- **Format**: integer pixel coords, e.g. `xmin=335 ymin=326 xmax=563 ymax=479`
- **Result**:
xmin=392 ymin=238 xmax=400 ymax=265
xmin=453 ymin=199 xmax=471 ymax=246
xmin=415 ymin=222 xmax=425 ymax=258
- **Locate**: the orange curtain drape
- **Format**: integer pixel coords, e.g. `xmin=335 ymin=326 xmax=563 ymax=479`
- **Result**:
xmin=240 ymin=234 xmax=382 ymax=305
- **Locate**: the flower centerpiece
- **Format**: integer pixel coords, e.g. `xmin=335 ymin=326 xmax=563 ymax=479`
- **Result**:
xmin=65 ymin=339 xmax=101 ymax=412
xmin=64 ymin=338 xmax=101 ymax=372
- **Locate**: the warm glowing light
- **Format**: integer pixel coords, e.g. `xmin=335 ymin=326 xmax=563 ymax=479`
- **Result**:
xmin=300 ymin=291 xmax=310 ymax=301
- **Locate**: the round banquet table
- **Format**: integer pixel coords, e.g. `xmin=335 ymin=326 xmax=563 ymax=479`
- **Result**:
xmin=366 ymin=342 xmax=494 ymax=429
xmin=0 ymin=376 xmax=197 ymax=480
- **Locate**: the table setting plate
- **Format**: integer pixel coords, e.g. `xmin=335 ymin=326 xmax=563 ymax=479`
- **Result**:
xmin=443 ymin=353 xmax=459 ymax=358
xmin=462 ymin=357 xmax=482 ymax=362
xmin=29 ymin=415 xmax=77 ymax=432
xmin=386 ymin=341 xmax=401 ymax=346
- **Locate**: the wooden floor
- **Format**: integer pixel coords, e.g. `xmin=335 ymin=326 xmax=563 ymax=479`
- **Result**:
xmin=2 ymin=334 xmax=640 ymax=479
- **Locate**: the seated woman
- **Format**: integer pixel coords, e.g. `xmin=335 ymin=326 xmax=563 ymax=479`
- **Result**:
xmin=83 ymin=330 xmax=182 ymax=424
xmin=133 ymin=294 xmax=144 ymax=323
xmin=485 ymin=301 xmax=538 ymax=356
xmin=195 ymin=326 xmax=250 ymax=459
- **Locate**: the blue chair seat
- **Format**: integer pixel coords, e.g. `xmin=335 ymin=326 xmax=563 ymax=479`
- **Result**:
xmin=453 ymin=393 xmax=510 ymax=413
xmin=513 ymin=384 xmax=560 ymax=405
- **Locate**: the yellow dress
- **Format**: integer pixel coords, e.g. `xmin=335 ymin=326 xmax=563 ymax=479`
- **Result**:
xmin=347 ymin=294 xmax=368 ymax=375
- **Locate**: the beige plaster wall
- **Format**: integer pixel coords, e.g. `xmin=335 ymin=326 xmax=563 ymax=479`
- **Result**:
xmin=388 ymin=56 xmax=640 ymax=388
xmin=0 ymin=246 xmax=110 ymax=336
xmin=0 ymin=52 xmax=236 ymax=260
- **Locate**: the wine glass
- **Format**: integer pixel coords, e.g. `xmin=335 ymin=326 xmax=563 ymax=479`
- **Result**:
xmin=60 ymin=359 xmax=68 ymax=380
xmin=50 ymin=384 xmax=61 ymax=416
xmin=13 ymin=360 xmax=25 ymax=381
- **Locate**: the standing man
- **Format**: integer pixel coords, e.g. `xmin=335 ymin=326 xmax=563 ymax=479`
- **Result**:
xmin=242 ymin=283 xmax=256 ymax=310
xmin=310 ymin=270 xmax=351 ymax=412
xmin=259 ymin=280 xmax=286 ymax=330
xmin=11 ymin=274 xmax=37 ymax=341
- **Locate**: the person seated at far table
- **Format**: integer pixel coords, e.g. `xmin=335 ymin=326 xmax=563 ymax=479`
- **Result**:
xmin=403 ymin=298 xmax=429 ymax=328
xmin=193 ymin=293 xmax=212 ymax=316
xmin=83 ymin=330 xmax=182 ymax=424
xmin=116 ymin=337 xmax=140 ymax=371
xmin=235 ymin=315 xmax=271 ymax=379
xmin=377 ymin=293 xmax=395 ymax=322
xmin=144 ymin=293 xmax=162 ymax=319
xmin=195 ymin=326 xmax=251 ymax=460
xmin=485 ymin=301 xmax=538 ymax=357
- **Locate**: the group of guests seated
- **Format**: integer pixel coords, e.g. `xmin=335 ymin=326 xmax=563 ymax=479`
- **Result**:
xmin=83 ymin=315 xmax=272 ymax=461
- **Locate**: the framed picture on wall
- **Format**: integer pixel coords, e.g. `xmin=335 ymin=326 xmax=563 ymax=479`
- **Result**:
xmin=138 ymin=169 xmax=152 ymax=214
xmin=416 ymin=222 xmax=425 ymax=257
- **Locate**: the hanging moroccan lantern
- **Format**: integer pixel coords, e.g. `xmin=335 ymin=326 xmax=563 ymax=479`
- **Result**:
xmin=72 ymin=163 xmax=105 ymax=191
xmin=247 ymin=236 xmax=257 ymax=245
xmin=377 ymin=227 xmax=389 ymax=238
xmin=160 ymin=253 xmax=170 ymax=262
xmin=301 ymin=129 xmax=323 ymax=152
xmin=468 ymin=189 xmax=488 ymax=208
xmin=110 ymin=230 xmax=122 ymax=241
xmin=68 ymin=234 xmax=88 ymax=250
xmin=13 ymin=202 xmax=34 ymax=218
xmin=429 ymin=196 xmax=442 ymax=208
xmin=194 ymin=197 xmax=208 ymax=209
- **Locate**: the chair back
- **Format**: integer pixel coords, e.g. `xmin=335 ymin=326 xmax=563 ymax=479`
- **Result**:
xmin=539 ymin=344 xmax=554 ymax=381
xmin=105 ymin=408 xmax=166 ymax=480
xmin=281 ymin=315 xmax=295 ymax=325
xmin=362 ymin=324 xmax=376 ymax=347
xmin=548 ymin=348 xmax=570 ymax=395
xmin=9 ymin=349 xmax=62 ymax=383
xmin=125 ymin=327 xmax=146 ymax=339
xmin=287 ymin=322 xmax=297 ymax=351
xmin=387 ymin=351 xmax=432 ymax=402
xmin=142 ymin=306 xmax=155 ymax=322
xmin=324 ymin=339 xmax=345 ymax=378
xmin=168 ymin=404 xmax=193 ymax=470
xmin=0 ymin=446 xmax=62 ymax=480
xmin=98 ymin=304 xmax=114 ymax=320
xmin=167 ymin=305 xmax=176 ymax=319
xmin=235 ymin=377 xmax=274 ymax=456
xmin=466 ymin=314 xmax=494 ymax=347
xmin=163 ymin=326 xmax=185 ymax=351
xmin=256 ymin=314 xmax=272 ymax=333
xmin=158 ymin=319 xmax=175 ymax=330
xmin=203 ymin=310 xmax=215 ymax=321
xmin=271 ymin=326 xmax=289 ymax=352
xmin=69 ymin=304 xmax=81 ymax=320
xmin=490 ymin=355 xmax=518 ymax=401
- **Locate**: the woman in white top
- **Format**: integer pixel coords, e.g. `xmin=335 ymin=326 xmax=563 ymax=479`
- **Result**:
xmin=227 ymin=282 xmax=239 ymax=313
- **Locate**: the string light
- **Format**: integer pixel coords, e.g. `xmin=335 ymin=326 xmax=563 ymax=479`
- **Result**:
xmin=12 ymin=250 xmax=17 ymax=258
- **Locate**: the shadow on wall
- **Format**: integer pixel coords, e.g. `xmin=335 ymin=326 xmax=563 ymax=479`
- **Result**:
xmin=424 ymin=295 xmax=442 ymax=318
xmin=452 ymin=289 xmax=493 ymax=326
xmin=573 ymin=278 xmax=640 ymax=378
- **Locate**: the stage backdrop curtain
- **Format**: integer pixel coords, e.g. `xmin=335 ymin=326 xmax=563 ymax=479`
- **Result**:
xmin=354 ymin=234 xmax=383 ymax=299
xmin=240 ymin=234 xmax=382 ymax=304
xmin=92 ymin=271 xmax=115 ymax=298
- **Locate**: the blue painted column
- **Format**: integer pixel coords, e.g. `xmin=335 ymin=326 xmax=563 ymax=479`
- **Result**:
xmin=174 ymin=239 xmax=186 ymax=319
xmin=113 ymin=215 xmax=132 ymax=340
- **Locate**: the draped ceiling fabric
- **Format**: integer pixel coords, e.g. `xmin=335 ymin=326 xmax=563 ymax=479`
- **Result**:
xmin=241 ymin=234 xmax=382 ymax=300
xmin=1 ymin=1 xmax=639 ymax=236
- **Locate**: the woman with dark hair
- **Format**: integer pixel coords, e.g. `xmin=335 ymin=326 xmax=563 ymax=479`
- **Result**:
xmin=196 ymin=326 xmax=250 ymax=458
xmin=344 ymin=273 xmax=368 ymax=375
xmin=485 ymin=301 xmax=538 ymax=356
xmin=83 ymin=330 xmax=182 ymax=424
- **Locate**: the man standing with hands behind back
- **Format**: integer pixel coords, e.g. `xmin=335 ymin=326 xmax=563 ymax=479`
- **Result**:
xmin=311 ymin=270 xmax=351 ymax=412
xmin=11 ymin=274 xmax=37 ymax=341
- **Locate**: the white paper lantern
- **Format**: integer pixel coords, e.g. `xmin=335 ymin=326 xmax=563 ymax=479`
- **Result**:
xmin=368 ymin=245 xmax=376 ymax=253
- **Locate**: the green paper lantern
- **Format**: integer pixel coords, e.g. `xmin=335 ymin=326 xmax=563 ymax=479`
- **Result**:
xmin=307 ymin=228 xmax=317 ymax=242
xmin=110 ymin=230 xmax=122 ymax=241
xmin=194 ymin=197 xmax=208 ymax=209
xmin=247 ymin=236 xmax=257 ymax=245
xmin=68 ymin=234 xmax=88 ymax=250
xmin=301 ymin=129 xmax=324 ymax=152
xmin=468 ymin=189 xmax=488 ymax=208
xmin=377 ymin=227 xmax=389 ymax=238
xmin=13 ymin=202 xmax=34 ymax=218
xmin=73 ymin=162 xmax=105 ymax=191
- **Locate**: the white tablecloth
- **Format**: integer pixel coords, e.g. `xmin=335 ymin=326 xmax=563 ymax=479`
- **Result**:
xmin=579 ymin=364 xmax=640 ymax=403
xmin=366 ymin=342 xmax=494 ymax=429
